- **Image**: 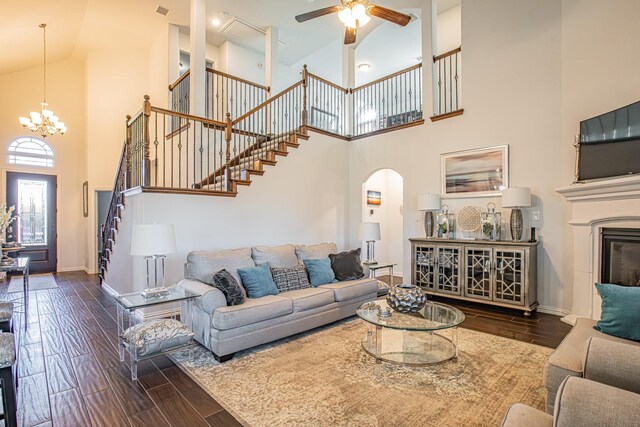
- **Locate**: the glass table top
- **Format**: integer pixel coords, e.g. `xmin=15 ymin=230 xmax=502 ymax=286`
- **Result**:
xmin=357 ymin=299 xmax=465 ymax=331
xmin=0 ymin=257 xmax=29 ymax=271
xmin=116 ymin=286 xmax=201 ymax=309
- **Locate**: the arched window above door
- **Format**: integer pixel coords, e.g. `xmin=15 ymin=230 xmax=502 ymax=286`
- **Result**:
xmin=8 ymin=137 xmax=54 ymax=167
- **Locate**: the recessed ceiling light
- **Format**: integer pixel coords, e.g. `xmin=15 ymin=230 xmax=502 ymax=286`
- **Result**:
xmin=358 ymin=63 xmax=371 ymax=72
xmin=212 ymin=18 xmax=221 ymax=27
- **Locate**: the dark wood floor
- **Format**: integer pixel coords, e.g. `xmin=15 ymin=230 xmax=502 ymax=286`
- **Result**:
xmin=3 ymin=272 xmax=571 ymax=427
xmin=3 ymin=271 xmax=242 ymax=427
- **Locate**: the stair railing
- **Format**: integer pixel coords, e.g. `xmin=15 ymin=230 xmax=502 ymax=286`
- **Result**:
xmin=168 ymin=70 xmax=190 ymax=116
xmin=351 ymin=63 xmax=423 ymax=137
xmin=306 ymin=69 xmax=349 ymax=137
xmin=433 ymin=47 xmax=462 ymax=118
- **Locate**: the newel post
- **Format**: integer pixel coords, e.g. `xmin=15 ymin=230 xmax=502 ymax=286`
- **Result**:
xmin=125 ymin=115 xmax=132 ymax=189
xmin=142 ymin=95 xmax=152 ymax=187
xmin=224 ymin=112 xmax=232 ymax=191
xmin=301 ymin=64 xmax=308 ymax=133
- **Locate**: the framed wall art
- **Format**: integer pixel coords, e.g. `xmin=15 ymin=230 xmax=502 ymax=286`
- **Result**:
xmin=441 ymin=145 xmax=509 ymax=198
xmin=366 ymin=190 xmax=381 ymax=206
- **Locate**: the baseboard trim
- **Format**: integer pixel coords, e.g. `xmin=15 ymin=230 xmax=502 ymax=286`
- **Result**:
xmin=537 ymin=305 xmax=571 ymax=317
xmin=57 ymin=266 xmax=88 ymax=273
xmin=100 ymin=281 xmax=119 ymax=297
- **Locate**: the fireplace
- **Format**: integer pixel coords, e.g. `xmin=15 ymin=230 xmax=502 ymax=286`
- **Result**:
xmin=601 ymin=228 xmax=640 ymax=287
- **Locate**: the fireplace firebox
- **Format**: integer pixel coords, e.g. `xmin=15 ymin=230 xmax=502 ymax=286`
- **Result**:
xmin=601 ymin=228 xmax=640 ymax=287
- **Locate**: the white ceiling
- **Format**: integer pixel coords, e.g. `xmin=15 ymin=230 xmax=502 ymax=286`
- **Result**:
xmin=0 ymin=0 xmax=424 ymax=74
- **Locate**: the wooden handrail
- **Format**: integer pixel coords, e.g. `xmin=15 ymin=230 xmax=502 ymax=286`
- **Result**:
xmin=127 ymin=110 xmax=144 ymax=126
xmin=206 ymin=68 xmax=270 ymax=92
xmin=168 ymin=70 xmax=190 ymax=91
xmin=150 ymin=106 xmax=226 ymax=128
xmin=307 ymin=73 xmax=349 ymax=93
xmin=433 ymin=47 xmax=461 ymax=62
xmin=232 ymin=80 xmax=304 ymax=125
xmin=351 ymin=63 xmax=422 ymax=93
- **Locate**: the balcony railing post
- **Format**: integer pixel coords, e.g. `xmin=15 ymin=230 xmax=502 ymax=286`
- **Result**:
xmin=224 ymin=112 xmax=232 ymax=191
xmin=142 ymin=95 xmax=151 ymax=187
xmin=125 ymin=115 xmax=132 ymax=189
xmin=301 ymin=64 xmax=308 ymax=134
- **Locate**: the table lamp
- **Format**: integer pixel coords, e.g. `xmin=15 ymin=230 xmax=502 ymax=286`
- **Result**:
xmin=418 ymin=194 xmax=440 ymax=238
xmin=358 ymin=222 xmax=381 ymax=265
xmin=501 ymin=188 xmax=531 ymax=241
xmin=131 ymin=223 xmax=177 ymax=298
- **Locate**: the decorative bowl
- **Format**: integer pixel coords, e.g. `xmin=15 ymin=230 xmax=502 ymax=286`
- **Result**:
xmin=386 ymin=284 xmax=427 ymax=313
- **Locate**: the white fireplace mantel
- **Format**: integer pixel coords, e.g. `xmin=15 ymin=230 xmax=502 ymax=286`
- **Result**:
xmin=556 ymin=174 xmax=640 ymax=202
xmin=557 ymin=174 xmax=640 ymax=324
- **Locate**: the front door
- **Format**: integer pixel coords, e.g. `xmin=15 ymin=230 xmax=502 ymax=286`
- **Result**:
xmin=6 ymin=172 xmax=57 ymax=273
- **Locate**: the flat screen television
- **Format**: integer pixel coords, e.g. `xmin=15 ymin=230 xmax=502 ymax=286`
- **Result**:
xmin=578 ymin=100 xmax=640 ymax=181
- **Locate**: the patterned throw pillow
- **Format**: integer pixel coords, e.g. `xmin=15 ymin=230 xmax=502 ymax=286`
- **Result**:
xmin=208 ymin=269 xmax=245 ymax=306
xmin=121 ymin=319 xmax=194 ymax=357
xmin=271 ymin=265 xmax=311 ymax=292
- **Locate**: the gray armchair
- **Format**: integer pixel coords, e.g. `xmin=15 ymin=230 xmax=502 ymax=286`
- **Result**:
xmin=501 ymin=377 xmax=640 ymax=427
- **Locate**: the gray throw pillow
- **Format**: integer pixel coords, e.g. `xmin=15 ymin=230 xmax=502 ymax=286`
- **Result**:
xmin=208 ymin=269 xmax=245 ymax=306
xmin=271 ymin=265 xmax=311 ymax=292
xmin=329 ymin=248 xmax=365 ymax=281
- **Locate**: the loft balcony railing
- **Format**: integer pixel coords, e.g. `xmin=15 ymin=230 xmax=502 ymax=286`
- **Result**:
xmin=169 ymin=69 xmax=270 ymax=122
xmin=431 ymin=46 xmax=463 ymax=121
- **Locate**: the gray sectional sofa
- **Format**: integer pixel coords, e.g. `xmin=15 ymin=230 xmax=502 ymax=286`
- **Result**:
xmin=177 ymin=243 xmax=378 ymax=361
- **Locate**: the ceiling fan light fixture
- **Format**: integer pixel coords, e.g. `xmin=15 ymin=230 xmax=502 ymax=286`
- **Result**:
xmin=338 ymin=3 xmax=370 ymax=28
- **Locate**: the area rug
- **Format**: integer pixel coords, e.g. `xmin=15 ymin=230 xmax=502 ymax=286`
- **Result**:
xmin=170 ymin=319 xmax=552 ymax=427
xmin=7 ymin=273 xmax=58 ymax=293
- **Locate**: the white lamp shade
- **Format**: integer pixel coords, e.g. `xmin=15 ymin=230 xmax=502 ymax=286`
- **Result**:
xmin=130 ymin=224 xmax=177 ymax=256
xmin=418 ymin=194 xmax=441 ymax=211
xmin=358 ymin=222 xmax=381 ymax=241
xmin=502 ymin=187 xmax=531 ymax=208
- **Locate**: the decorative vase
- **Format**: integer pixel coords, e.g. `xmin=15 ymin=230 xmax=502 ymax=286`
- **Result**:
xmin=386 ymin=284 xmax=427 ymax=313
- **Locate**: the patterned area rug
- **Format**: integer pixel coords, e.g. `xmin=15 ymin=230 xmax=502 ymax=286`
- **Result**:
xmin=170 ymin=319 xmax=551 ymax=427
xmin=7 ymin=273 xmax=58 ymax=293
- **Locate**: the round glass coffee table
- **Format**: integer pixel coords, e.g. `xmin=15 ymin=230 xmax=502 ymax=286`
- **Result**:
xmin=356 ymin=300 xmax=465 ymax=366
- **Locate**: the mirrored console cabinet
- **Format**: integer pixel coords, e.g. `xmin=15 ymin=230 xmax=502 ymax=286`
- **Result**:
xmin=410 ymin=238 xmax=539 ymax=316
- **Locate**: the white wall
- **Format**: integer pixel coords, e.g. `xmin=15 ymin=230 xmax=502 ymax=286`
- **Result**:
xmin=0 ymin=59 xmax=87 ymax=271
xmin=105 ymin=131 xmax=350 ymax=293
xmin=436 ymin=5 xmax=461 ymax=54
xmin=286 ymin=38 xmax=344 ymax=87
xmin=355 ymin=16 xmax=422 ymax=86
xmin=362 ymin=169 xmax=404 ymax=277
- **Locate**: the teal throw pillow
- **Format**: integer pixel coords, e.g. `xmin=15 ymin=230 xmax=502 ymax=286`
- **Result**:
xmin=237 ymin=262 xmax=278 ymax=298
xmin=594 ymin=283 xmax=640 ymax=341
xmin=303 ymin=258 xmax=336 ymax=287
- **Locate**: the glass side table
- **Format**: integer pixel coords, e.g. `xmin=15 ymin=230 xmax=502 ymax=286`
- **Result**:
xmin=115 ymin=286 xmax=201 ymax=380
xmin=366 ymin=261 xmax=397 ymax=295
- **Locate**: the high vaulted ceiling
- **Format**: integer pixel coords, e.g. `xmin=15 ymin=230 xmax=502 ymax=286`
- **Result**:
xmin=0 ymin=0 xmax=423 ymax=75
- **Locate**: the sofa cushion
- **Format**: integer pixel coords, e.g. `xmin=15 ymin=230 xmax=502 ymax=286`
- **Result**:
xmin=271 ymin=265 xmax=310 ymax=292
xmin=252 ymin=244 xmax=299 ymax=268
xmin=543 ymin=317 xmax=640 ymax=393
xmin=295 ymin=243 xmax=338 ymax=261
xmin=595 ymin=283 xmax=640 ymax=341
xmin=212 ymin=295 xmax=293 ymax=330
xmin=187 ymin=248 xmax=255 ymax=284
xmin=303 ymin=258 xmax=336 ymax=287
xmin=329 ymin=248 xmax=365 ymax=281
xmin=319 ymin=278 xmax=378 ymax=302
xmin=281 ymin=288 xmax=335 ymax=312
xmin=237 ymin=263 xmax=279 ymax=299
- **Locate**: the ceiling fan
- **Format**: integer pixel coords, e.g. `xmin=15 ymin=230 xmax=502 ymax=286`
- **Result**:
xmin=295 ymin=0 xmax=412 ymax=45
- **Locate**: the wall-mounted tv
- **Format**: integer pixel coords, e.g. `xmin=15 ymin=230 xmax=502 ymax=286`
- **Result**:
xmin=577 ymin=100 xmax=640 ymax=181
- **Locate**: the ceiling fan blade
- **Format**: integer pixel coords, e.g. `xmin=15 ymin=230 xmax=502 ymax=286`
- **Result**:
xmin=368 ymin=5 xmax=412 ymax=26
xmin=295 ymin=6 xmax=341 ymax=23
xmin=344 ymin=26 xmax=357 ymax=45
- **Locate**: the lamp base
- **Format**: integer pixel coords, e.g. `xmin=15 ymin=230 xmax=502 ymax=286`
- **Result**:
xmin=141 ymin=287 xmax=170 ymax=299
xmin=424 ymin=211 xmax=435 ymax=238
xmin=364 ymin=240 xmax=376 ymax=264
xmin=510 ymin=208 xmax=524 ymax=241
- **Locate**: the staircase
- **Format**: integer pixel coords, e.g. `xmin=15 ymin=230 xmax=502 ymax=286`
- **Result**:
xmin=99 ymin=63 xmax=429 ymax=281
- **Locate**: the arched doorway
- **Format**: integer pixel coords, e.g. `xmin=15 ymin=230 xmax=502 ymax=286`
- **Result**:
xmin=362 ymin=169 xmax=403 ymax=285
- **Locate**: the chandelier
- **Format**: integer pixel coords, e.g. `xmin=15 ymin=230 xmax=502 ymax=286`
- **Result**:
xmin=19 ymin=24 xmax=67 ymax=137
